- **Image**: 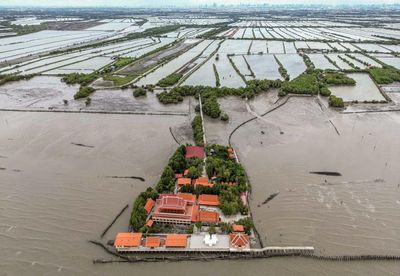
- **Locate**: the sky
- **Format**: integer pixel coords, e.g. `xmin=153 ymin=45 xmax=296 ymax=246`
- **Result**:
xmin=0 ymin=0 xmax=397 ymax=7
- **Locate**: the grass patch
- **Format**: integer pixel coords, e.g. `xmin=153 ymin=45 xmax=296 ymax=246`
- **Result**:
xmin=369 ymin=67 xmax=400 ymax=84
xmin=133 ymin=87 xmax=147 ymax=97
xmin=280 ymin=73 xmax=319 ymax=96
xmin=192 ymin=115 xmax=204 ymax=146
xmin=322 ymin=72 xmax=356 ymax=86
xmin=157 ymin=73 xmax=183 ymax=87
xmin=114 ymin=57 xmax=135 ymax=68
xmin=213 ymin=63 xmax=220 ymax=87
xmin=329 ymin=95 xmax=344 ymax=108
xmin=62 ymin=73 xmax=98 ymax=86
xmin=0 ymin=74 xmax=35 ymax=86
xmin=74 ymin=86 xmax=95 ymax=99
xmin=202 ymin=96 xmax=221 ymax=119
xmin=103 ymin=74 xmax=136 ymax=86
xmin=6 ymin=22 xmax=47 ymax=35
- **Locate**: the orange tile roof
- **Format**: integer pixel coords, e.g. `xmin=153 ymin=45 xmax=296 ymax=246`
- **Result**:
xmin=230 ymin=233 xmax=250 ymax=248
xmin=158 ymin=195 xmax=186 ymax=211
xmin=176 ymin=193 xmax=196 ymax=203
xmin=198 ymin=194 xmax=220 ymax=206
xmin=195 ymin=177 xmax=214 ymax=188
xmin=146 ymin=219 xmax=154 ymax=227
xmin=144 ymin=198 xmax=155 ymax=214
xmin=198 ymin=211 xmax=219 ymax=223
xmin=177 ymin=177 xmax=192 ymax=186
xmin=191 ymin=204 xmax=199 ymax=222
xmin=145 ymin=236 xmax=161 ymax=248
xmin=114 ymin=232 xmax=142 ymax=247
xmin=183 ymin=169 xmax=189 ymax=176
xmin=232 ymin=224 xmax=245 ymax=232
xmin=165 ymin=234 xmax=188 ymax=248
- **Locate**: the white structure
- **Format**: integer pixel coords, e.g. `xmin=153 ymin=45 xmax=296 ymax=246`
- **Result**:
xmin=203 ymin=234 xmax=218 ymax=247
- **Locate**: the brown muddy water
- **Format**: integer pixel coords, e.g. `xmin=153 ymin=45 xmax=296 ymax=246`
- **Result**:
xmin=1 ymin=94 xmax=400 ymax=275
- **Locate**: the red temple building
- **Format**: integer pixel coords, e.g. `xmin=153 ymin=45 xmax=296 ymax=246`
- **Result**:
xmin=152 ymin=194 xmax=198 ymax=224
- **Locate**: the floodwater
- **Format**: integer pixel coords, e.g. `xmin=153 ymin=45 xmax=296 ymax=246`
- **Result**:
xmin=329 ymin=73 xmax=386 ymax=102
xmin=0 ymin=111 xmax=190 ymax=275
xmin=228 ymin=96 xmax=400 ymax=274
xmin=1 ymin=93 xmax=400 ymax=275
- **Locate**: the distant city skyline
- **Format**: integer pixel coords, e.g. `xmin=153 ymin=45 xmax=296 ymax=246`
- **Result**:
xmin=0 ymin=0 xmax=398 ymax=7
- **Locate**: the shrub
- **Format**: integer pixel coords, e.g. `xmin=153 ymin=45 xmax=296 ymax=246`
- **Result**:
xmin=236 ymin=217 xmax=254 ymax=235
xmin=130 ymin=187 xmax=159 ymax=231
xmin=74 ymin=86 xmax=95 ymax=99
xmin=192 ymin=115 xmax=204 ymax=146
xmin=322 ymin=72 xmax=356 ymax=86
xmin=329 ymin=95 xmax=344 ymax=108
xmin=114 ymin=57 xmax=134 ymax=68
xmin=220 ymin=112 xmax=229 ymax=121
xmin=369 ymin=67 xmax=400 ymax=84
xmin=280 ymin=73 xmax=319 ymax=95
xmin=155 ymin=165 xmax=175 ymax=192
xmin=0 ymin=74 xmax=36 ymax=86
xmin=202 ymin=97 xmax=221 ymax=119
xmin=168 ymin=145 xmax=187 ymax=173
xmin=213 ymin=64 xmax=220 ymax=87
xmin=187 ymin=166 xmax=201 ymax=179
xmin=62 ymin=73 xmax=97 ymax=86
xmin=319 ymin=86 xmax=332 ymax=97
xmin=157 ymin=73 xmax=183 ymax=87
xmin=133 ymin=87 xmax=147 ymax=97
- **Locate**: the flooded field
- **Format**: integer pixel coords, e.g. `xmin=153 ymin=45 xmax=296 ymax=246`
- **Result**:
xmin=0 ymin=76 xmax=79 ymax=109
xmin=245 ymin=54 xmax=282 ymax=80
xmin=0 ymin=76 xmax=191 ymax=113
xmin=329 ymin=73 xmax=386 ymax=102
xmin=308 ymin=54 xmax=337 ymax=70
xmin=275 ymin=54 xmax=307 ymax=79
